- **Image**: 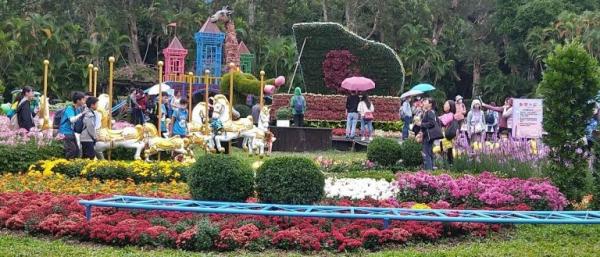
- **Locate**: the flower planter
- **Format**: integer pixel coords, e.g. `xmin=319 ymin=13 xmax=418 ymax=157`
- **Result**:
xmin=276 ymin=120 xmax=290 ymax=127
xmin=269 ymin=126 xmax=332 ymax=152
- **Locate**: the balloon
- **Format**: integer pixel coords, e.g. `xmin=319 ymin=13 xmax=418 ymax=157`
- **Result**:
xmin=264 ymin=85 xmax=275 ymax=95
xmin=274 ymin=76 xmax=285 ymax=87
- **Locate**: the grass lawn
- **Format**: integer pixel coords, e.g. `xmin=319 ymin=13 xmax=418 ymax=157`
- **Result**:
xmin=2 ymin=225 xmax=599 ymax=257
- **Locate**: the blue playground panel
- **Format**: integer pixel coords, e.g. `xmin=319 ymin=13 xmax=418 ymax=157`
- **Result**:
xmin=79 ymin=195 xmax=600 ymax=227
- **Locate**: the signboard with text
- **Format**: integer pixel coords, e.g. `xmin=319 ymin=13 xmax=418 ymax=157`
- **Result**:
xmin=512 ymin=99 xmax=543 ymax=139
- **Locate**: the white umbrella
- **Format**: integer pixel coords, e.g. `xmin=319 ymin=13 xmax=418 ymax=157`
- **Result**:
xmin=400 ymin=89 xmax=424 ymax=99
xmin=146 ymin=83 xmax=172 ymax=95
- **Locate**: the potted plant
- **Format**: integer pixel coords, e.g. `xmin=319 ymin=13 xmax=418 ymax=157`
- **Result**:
xmin=275 ymin=107 xmax=292 ymax=127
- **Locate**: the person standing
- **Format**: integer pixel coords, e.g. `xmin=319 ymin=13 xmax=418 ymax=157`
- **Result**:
xmin=455 ymin=95 xmax=467 ymax=131
xmin=482 ymin=97 xmax=513 ymax=137
xmin=438 ymin=100 xmax=457 ymax=166
xmin=80 ymin=97 xmax=98 ymax=159
xmin=485 ymin=101 xmax=499 ymax=138
xmin=400 ymin=97 xmax=413 ymax=140
xmin=417 ymin=97 xmax=442 ymax=171
xmin=358 ymin=94 xmax=375 ymax=141
xmin=466 ymin=100 xmax=486 ymax=142
xmin=60 ymin=92 xmax=87 ymax=159
xmin=15 ymin=86 xmax=37 ymax=131
xmin=345 ymin=91 xmax=360 ymax=139
xmin=171 ymin=98 xmax=189 ymax=138
xmin=290 ymin=87 xmax=306 ymax=127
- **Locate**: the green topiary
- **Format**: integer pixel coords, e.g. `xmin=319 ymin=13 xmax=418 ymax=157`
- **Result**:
xmin=256 ymin=157 xmax=325 ymax=205
xmin=537 ymin=41 xmax=600 ymax=202
xmin=275 ymin=107 xmax=292 ymax=120
xmin=0 ymin=142 xmax=63 ymax=173
xmin=220 ymin=70 xmax=280 ymax=105
xmin=400 ymin=139 xmax=423 ymax=168
xmin=367 ymin=138 xmax=402 ymax=167
xmin=292 ymin=22 xmax=405 ymax=95
xmin=187 ymin=155 xmax=254 ymax=202
xmin=234 ymin=104 xmax=251 ymax=118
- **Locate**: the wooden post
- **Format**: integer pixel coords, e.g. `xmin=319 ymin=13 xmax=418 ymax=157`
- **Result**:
xmin=93 ymin=67 xmax=98 ymax=97
xmin=108 ymin=56 xmax=115 ymax=161
xmin=87 ymin=64 xmax=94 ymax=93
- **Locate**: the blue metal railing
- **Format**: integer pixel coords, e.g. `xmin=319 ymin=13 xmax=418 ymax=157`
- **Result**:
xmin=79 ymin=195 xmax=600 ymax=227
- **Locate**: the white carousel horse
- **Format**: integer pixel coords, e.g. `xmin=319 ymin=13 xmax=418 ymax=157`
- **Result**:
xmin=243 ymin=105 xmax=276 ymax=156
xmin=94 ymin=94 xmax=146 ymax=160
xmin=210 ymin=94 xmax=258 ymax=153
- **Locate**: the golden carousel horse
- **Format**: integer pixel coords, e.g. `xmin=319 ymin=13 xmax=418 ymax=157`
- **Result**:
xmin=141 ymin=123 xmax=194 ymax=161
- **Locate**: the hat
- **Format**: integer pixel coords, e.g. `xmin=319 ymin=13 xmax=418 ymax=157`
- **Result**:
xmin=471 ymin=99 xmax=482 ymax=109
xmin=455 ymin=95 xmax=463 ymax=101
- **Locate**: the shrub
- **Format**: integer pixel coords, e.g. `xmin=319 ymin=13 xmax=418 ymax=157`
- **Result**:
xmin=256 ymin=157 xmax=325 ymax=204
xmin=53 ymin=159 xmax=87 ymax=177
xmin=537 ymin=41 xmax=600 ymax=202
xmin=367 ymin=138 xmax=402 ymax=167
xmin=234 ymin=104 xmax=251 ymax=118
xmin=187 ymin=155 xmax=254 ymax=202
xmin=275 ymin=107 xmax=292 ymax=120
xmin=400 ymin=139 xmax=422 ymax=168
xmin=0 ymin=142 xmax=62 ymax=173
xmin=82 ymin=161 xmax=135 ymax=181
xmin=176 ymin=218 xmax=220 ymax=251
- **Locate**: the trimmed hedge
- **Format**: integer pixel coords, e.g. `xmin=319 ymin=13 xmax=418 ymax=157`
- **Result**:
xmin=400 ymin=139 xmax=423 ymax=168
xmin=187 ymin=155 xmax=254 ymax=202
xmin=0 ymin=142 xmax=63 ymax=173
xmin=256 ymin=157 xmax=325 ymax=205
xmin=367 ymin=138 xmax=402 ymax=167
xmin=292 ymin=22 xmax=405 ymax=95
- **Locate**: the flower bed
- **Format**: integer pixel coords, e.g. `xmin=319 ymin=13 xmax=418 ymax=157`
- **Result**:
xmin=0 ymin=192 xmax=505 ymax=252
xmin=272 ymin=93 xmax=401 ymax=122
xmin=325 ymin=178 xmax=396 ymax=200
xmin=0 ymin=116 xmax=59 ymax=146
xmin=27 ymin=159 xmax=189 ymax=183
xmin=394 ymin=172 xmax=567 ymax=211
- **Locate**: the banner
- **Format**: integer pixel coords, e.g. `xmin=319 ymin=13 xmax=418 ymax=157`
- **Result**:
xmin=512 ymin=99 xmax=543 ymax=138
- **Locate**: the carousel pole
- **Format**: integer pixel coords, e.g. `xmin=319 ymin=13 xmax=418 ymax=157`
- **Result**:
xmin=93 ymin=67 xmax=99 ymax=97
xmin=87 ymin=64 xmax=94 ymax=93
xmin=42 ymin=60 xmax=50 ymax=130
xmin=188 ymin=72 xmax=194 ymax=122
xmin=204 ymin=70 xmax=210 ymax=127
xmin=157 ymin=61 xmax=164 ymax=137
xmin=108 ymin=56 xmax=115 ymax=161
xmin=260 ymin=70 xmax=265 ymax=110
xmin=228 ymin=63 xmax=235 ymax=154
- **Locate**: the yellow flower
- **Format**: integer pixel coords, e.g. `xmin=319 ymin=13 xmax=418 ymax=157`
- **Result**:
xmin=411 ymin=203 xmax=431 ymax=210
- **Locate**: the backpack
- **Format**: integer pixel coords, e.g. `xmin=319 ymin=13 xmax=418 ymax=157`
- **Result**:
xmin=73 ymin=110 xmax=85 ymax=134
xmin=485 ymin=111 xmax=495 ymax=125
xmin=52 ymin=108 xmax=66 ymax=129
xmin=294 ymin=96 xmax=305 ymax=113
xmin=445 ymin=120 xmax=459 ymax=140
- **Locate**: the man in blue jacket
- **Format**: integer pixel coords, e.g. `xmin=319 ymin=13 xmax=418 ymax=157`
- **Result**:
xmin=60 ymin=91 xmax=87 ymax=159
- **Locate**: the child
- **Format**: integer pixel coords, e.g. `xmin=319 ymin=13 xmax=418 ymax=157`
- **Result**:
xmin=171 ymin=99 xmax=189 ymax=138
xmin=81 ymin=97 xmax=98 ymax=159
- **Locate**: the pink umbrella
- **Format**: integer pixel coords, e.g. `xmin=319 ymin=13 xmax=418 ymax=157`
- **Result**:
xmin=341 ymin=77 xmax=375 ymax=92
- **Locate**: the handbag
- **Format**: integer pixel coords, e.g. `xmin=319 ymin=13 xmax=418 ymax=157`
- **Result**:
xmin=425 ymin=111 xmax=444 ymax=142
xmin=363 ymin=112 xmax=374 ymax=121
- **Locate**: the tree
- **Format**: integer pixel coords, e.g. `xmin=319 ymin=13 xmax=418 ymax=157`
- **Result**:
xmin=537 ymin=41 xmax=600 ymax=201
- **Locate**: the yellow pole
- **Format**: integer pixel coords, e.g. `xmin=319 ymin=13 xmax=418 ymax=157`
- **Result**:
xmin=204 ymin=69 xmax=210 ymax=126
xmin=188 ymin=72 xmax=194 ymax=121
xmin=157 ymin=61 xmax=164 ymax=137
xmin=108 ymin=57 xmax=115 ymax=129
xmin=108 ymin=56 xmax=115 ymax=161
xmin=260 ymin=70 xmax=265 ymax=110
xmin=42 ymin=60 xmax=49 ymax=130
xmin=228 ymin=63 xmax=235 ymax=154
xmin=87 ymin=64 xmax=93 ymax=93
xmin=93 ymin=67 xmax=98 ymax=97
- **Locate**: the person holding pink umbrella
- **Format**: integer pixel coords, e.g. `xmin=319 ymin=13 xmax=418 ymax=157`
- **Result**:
xmin=358 ymin=94 xmax=375 ymax=141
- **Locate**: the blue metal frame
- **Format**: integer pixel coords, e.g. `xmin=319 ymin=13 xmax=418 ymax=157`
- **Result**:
xmin=79 ymin=195 xmax=600 ymax=227
xmin=194 ymin=31 xmax=224 ymax=78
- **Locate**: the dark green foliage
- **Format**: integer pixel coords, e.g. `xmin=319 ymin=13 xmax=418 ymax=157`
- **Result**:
xmin=0 ymin=142 xmax=63 ymax=173
xmin=256 ymin=157 xmax=325 ymax=205
xmin=187 ymin=155 xmax=254 ymax=202
xmin=400 ymin=139 xmax=423 ymax=168
xmin=53 ymin=159 xmax=87 ymax=178
xmin=538 ymin=41 xmax=600 ymax=201
xmin=275 ymin=107 xmax=292 ymax=120
xmin=234 ymin=104 xmax=252 ymax=119
xmin=177 ymin=218 xmax=220 ymax=251
xmin=367 ymin=138 xmax=402 ymax=167
xmin=292 ymin=22 xmax=405 ymax=95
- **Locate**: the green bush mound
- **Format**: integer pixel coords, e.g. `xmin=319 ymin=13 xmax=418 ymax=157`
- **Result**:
xmin=256 ymin=157 xmax=325 ymax=205
xmin=292 ymin=22 xmax=405 ymax=95
xmin=234 ymin=104 xmax=251 ymax=118
xmin=400 ymin=139 xmax=423 ymax=168
xmin=187 ymin=155 xmax=254 ymax=202
xmin=367 ymin=138 xmax=402 ymax=167
xmin=0 ymin=142 xmax=63 ymax=173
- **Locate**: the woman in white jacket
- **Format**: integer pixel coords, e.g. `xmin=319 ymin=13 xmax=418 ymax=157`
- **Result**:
xmin=358 ymin=94 xmax=375 ymax=141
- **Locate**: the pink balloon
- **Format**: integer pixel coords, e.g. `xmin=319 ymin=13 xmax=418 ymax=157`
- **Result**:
xmin=264 ymin=85 xmax=275 ymax=95
xmin=274 ymin=76 xmax=285 ymax=87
